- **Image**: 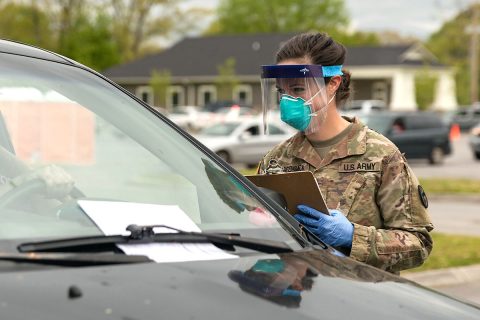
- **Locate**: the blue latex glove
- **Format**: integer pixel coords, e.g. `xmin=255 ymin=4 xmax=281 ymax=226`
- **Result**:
xmin=294 ymin=205 xmax=354 ymax=248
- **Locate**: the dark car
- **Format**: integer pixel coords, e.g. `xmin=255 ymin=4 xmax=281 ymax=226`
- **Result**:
xmin=358 ymin=112 xmax=452 ymax=165
xmin=452 ymin=106 xmax=480 ymax=131
xmin=469 ymin=122 xmax=480 ymax=160
xmin=0 ymin=39 xmax=478 ymax=319
xmin=203 ymin=100 xmax=251 ymax=112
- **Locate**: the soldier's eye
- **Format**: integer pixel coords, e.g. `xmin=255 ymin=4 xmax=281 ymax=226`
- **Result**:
xmin=292 ymin=87 xmax=305 ymax=94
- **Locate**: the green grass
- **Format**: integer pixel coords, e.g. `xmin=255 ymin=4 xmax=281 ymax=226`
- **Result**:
xmin=239 ymin=168 xmax=258 ymax=176
xmin=240 ymin=170 xmax=480 ymax=195
xmin=419 ymin=178 xmax=480 ymax=195
xmin=405 ymin=232 xmax=480 ymax=273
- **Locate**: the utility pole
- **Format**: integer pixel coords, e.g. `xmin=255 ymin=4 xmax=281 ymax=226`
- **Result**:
xmin=470 ymin=4 xmax=479 ymax=104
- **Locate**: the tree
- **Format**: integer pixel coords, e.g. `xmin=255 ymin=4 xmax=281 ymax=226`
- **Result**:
xmin=0 ymin=0 xmax=209 ymax=69
xmin=426 ymin=4 xmax=479 ymax=105
xmin=109 ymin=0 xmax=209 ymax=61
xmin=149 ymin=69 xmax=171 ymax=108
xmin=0 ymin=2 xmax=54 ymax=49
xmin=59 ymin=13 xmax=122 ymax=71
xmin=207 ymin=0 xmax=348 ymax=35
xmin=215 ymin=57 xmax=239 ymax=101
xmin=415 ymin=68 xmax=437 ymax=110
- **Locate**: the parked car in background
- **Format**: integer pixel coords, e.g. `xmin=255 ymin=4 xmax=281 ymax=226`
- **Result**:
xmin=167 ymin=105 xmax=217 ymax=132
xmin=203 ymin=100 xmax=250 ymax=112
xmin=213 ymin=105 xmax=258 ymax=122
xmin=0 ymin=40 xmax=479 ymax=319
xmin=195 ymin=119 xmax=294 ymax=167
xmin=469 ymin=122 xmax=480 ymax=160
xmin=341 ymin=99 xmax=387 ymax=114
xmin=358 ymin=111 xmax=451 ymax=165
xmin=452 ymin=105 xmax=480 ymax=131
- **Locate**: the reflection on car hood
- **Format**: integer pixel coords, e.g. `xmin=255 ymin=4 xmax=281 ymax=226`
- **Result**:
xmin=1 ymin=248 xmax=479 ymax=319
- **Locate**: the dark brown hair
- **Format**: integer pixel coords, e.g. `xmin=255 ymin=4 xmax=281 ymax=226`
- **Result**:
xmin=275 ymin=32 xmax=351 ymax=105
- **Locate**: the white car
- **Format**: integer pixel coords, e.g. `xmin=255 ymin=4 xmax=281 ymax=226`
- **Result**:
xmin=342 ymin=99 xmax=387 ymax=114
xmin=195 ymin=119 xmax=295 ymax=167
xmin=167 ymin=106 xmax=215 ymax=132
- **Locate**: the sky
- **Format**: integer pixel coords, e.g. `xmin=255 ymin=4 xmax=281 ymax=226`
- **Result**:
xmin=185 ymin=0 xmax=478 ymax=40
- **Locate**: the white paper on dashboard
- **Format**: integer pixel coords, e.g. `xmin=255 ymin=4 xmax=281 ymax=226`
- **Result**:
xmin=77 ymin=200 xmax=237 ymax=263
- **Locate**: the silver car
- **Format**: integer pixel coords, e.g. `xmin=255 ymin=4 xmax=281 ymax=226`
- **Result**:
xmin=195 ymin=119 xmax=295 ymax=167
xmin=470 ymin=122 xmax=480 ymax=160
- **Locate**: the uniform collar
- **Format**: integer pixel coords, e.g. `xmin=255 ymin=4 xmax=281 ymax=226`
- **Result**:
xmin=290 ymin=117 xmax=367 ymax=169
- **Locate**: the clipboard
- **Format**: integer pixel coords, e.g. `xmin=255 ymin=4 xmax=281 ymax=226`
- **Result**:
xmin=246 ymin=171 xmax=329 ymax=215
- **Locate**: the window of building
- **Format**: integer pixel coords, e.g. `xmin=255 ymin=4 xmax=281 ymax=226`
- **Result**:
xmin=233 ymin=85 xmax=252 ymax=105
xmin=135 ymin=86 xmax=153 ymax=105
xmin=166 ymin=86 xmax=185 ymax=109
xmin=198 ymin=85 xmax=217 ymax=107
xmin=372 ymin=82 xmax=388 ymax=103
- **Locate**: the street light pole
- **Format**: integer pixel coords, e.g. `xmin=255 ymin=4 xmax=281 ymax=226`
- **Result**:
xmin=470 ymin=4 xmax=479 ymax=104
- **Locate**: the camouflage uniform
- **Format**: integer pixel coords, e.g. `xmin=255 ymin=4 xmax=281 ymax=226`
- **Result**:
xmin=258 ymin=117 xmax=434 ymax=273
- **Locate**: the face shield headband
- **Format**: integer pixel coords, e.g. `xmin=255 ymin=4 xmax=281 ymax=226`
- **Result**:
xmin=261 ymin=64 xmax=343 ymax=134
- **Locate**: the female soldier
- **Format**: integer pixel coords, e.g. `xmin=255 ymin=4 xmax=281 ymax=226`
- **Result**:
xmin=258 ymin=32 xmax=433 ymax=273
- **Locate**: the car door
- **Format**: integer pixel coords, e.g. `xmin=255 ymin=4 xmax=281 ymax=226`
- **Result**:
xmin=234 ymin=123 xmax=290 ymax=165
xmin=389 ymin=114 xmax=440 ymax=159
xmin=388 ymin=115 xmax=426 ymax=158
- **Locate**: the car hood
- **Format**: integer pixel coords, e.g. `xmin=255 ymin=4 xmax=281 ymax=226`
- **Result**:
xmin=1 ymin=249 xmax=479 ymax=320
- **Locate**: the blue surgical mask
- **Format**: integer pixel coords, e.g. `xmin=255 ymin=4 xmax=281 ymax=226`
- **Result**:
xmin=279 ymin=95 xmax=312 ymax=131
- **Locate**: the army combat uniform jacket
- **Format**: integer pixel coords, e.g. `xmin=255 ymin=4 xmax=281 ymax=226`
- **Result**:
xmin=258 ymin=118 xmax=434 ymax=273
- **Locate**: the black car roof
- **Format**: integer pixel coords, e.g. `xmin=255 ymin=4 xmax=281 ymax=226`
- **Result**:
xmin=0 ymin=39 xmax=74 ymax=64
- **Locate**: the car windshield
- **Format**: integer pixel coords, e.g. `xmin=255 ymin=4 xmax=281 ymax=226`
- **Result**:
xmin=201 ymin=122 xmax=241 ymax=136
xmin=0 ymin=53 xmax=300 ymax=252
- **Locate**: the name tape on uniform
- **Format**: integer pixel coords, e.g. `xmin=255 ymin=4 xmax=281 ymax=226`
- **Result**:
xmin=339 ymin=162 xmax=381 ymax=173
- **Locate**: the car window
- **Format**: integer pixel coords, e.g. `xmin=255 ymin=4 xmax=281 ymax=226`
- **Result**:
xmin=268 ymin=124 xmax=287 ymax=135
xmin=404 ymin=115 xmax=425 ymax=130
xmin=201 ymin=122 xmax=240 ymax=136
xmin=0 ymin=54 xmax=299 ymax=249
xmin=406 ymin=114 xmax=442 ymax=130
xmin=358 ymin=114 xmax=392 ymax=134
xmin=348 ymin=105 xmax=362 ymax=110
xmin=245 ymin=125 xmax=260 ymax=136
xmin=171 ymin=109 xmax=188 ymax=115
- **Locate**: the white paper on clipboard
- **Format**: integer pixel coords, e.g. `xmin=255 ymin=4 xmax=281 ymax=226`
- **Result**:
xmin=78 ymin=200 xmax=237 ymax=263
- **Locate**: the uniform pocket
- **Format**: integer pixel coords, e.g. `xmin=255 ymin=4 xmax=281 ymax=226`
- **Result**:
xmin=337 ymin=173 xmax=366 ymax=216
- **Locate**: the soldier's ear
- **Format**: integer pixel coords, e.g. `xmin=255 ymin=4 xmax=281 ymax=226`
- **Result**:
xmin=328 ymin=76 xmax=341 ymax=94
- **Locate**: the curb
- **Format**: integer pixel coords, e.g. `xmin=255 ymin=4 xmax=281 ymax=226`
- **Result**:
xmin=402 ymin=264 xmax=480 ymax=288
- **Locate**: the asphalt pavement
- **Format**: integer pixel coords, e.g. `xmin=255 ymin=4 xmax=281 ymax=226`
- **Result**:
xmin=409 ymin=135 xmax=480 ymax=179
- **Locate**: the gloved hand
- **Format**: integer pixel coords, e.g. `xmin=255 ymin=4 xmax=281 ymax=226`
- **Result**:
xmin=294 ymin=205 xmax=353 ymax=248
xmin=10 ymin=164 xmax=75 ymax=200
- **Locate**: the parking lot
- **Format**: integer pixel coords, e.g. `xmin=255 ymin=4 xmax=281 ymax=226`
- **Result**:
xmin=409 ymin=135 xmax=480 ymax=180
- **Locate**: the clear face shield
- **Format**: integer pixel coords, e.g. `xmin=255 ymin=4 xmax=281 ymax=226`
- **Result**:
xmin=261 ymin=64 xmax=343 ymax=135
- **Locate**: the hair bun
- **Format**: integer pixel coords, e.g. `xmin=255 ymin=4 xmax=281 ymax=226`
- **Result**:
xmin=337 ymin=69 xmax=351 ymax=105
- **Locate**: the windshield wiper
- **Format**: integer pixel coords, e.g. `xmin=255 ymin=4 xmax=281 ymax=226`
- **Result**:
xmin=0 ymin=252 xmax=151 ymax=267
xmin=18 ymin=224 xmax=293 ymax=254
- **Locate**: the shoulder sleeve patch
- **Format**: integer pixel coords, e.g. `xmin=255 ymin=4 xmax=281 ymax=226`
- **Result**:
xmin=418 ymin=185 xmax=428 ymax=208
